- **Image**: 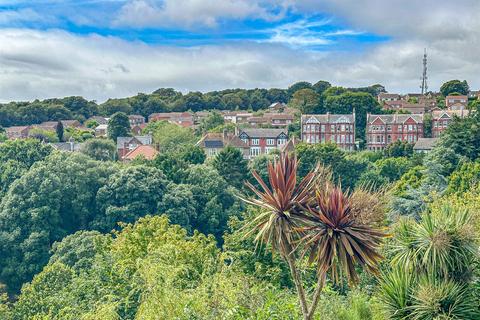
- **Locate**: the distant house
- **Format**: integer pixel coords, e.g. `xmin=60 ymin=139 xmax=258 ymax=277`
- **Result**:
xmin=116 ymin=135 xmax=153 ymax=158
xmin=223 ymin=112 xmax=253 ymax=124
xmin=5 ymin=126 xmax=31 ymax=139
xmin=148 ymin=112 xmax=194 ymax=128
xmin=432 ymin=109 xmax=470 ymax=137
xmin=238 ymin=128 xmax=288 ymax=158
xmin=413 ymin=138 xmax=438 ymax=153
xmin=50 ymin=142 xmax=83 ymax=152
xmin=87 ymin=116 xmax=108 ymax=125
xmin=378 ymin=93 xmax=401 ymax=103
xmin=95 ymin=124 xmax=108 ymax=137
xmin=301 ymin=113 xmax=356 ymax=151
xmin=38 ymin=120 xmax=81 ymax=130
xmin=383 ymin=101 xmax=426 ymax=114
xmin=131 ymin=123 xmax=147 ymax=135
xmin=197 ymin=131 xmax=249 ymax=158
xmin=246 ymin=116 xmax=268 ymax=127
xmin=122 ymin=145 xmax=158 ymax=162
xmin=445 ymin=95 xmax=468 ymax=109
xmin=268 ymin=102 xmax=287 ymax=111
xmin=266 ymin=113 xmax=294 ymax=127
xmin=128 ymin=115 xmax=145 ymax=127
xmin=61 ymin=120 xmax=82 ymax=128
xmin=366 ymin=114 xmax=424 ymax=151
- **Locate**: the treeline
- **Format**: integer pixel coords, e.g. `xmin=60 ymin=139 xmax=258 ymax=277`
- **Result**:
xmin=0 ymin=81 xmax=386 ymax=127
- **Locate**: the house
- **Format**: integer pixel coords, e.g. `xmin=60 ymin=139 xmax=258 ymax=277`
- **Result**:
xmin=38 ymin=120 xmax=82 ymax=130
xmin=366 ymin=114 xmax=424 ymax=151
xmin=116 ymin=135 xmax=153 ymax=158
xmin=131 ymin=123 xmax=147 ymax=135
xmin=268 ymin=102 xmax=287 ymax=111
xmin=196 ymin=131 xmax=249 ymax=158
xmin=148 ymin=112 xmax=194 ymax=128
xmin=61 ymin=120 xmax=82 ymax=128
xmin=5 ymin=126 xmax=30 ymax=139
xmin=266 ymin=113 xmax=295 ymax=127
xmin=301 ymin=113 xmax=356 ymax=151
xmin=432 ymin=109 xmax=470 ymax=137
xmin=378 ymin=93 xmax=401 ymax=103
xmin=128 ymin=115 xmax=145 ymax=127
xmin=246 ymin=116 xmax=269 ymax=127
xmin=445 ymin=95 xmax=468 ymax=109
xmin=238 ymin=128 xmax=288 ymax=158
xmin=223 ymin=112 xmax=253 ymax=124
xmin=122 ymin=145 xmax=158 ymax=162
xmin=95 ymin=124 xmax=108 ymax=137
xmin=413 ymin=138 xmax=438 ymax=153
xmin=87 ymin=116 xmax=108 ymax=125
xmin=50 ymin=142 xmax=84 ymax=152
xmin=383 ymin=101 xmax=426 ymax=114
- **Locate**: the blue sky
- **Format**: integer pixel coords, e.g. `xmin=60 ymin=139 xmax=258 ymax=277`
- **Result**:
xmin=0 ymin=0 xmax=479 ymax=101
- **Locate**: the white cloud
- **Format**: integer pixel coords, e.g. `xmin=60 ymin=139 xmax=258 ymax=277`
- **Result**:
xmin=0 ymin=8 xmax=48 ymax=25
xmin=114 ymin=0 xmax=286 ymax=28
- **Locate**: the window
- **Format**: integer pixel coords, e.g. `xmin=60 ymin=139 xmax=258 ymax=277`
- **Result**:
xmin=408 ymin=125 xmax=413 ymax=131
xmin=387 ymin=125 xmax=392 ymax=131
xmin=330 ymin=135 xmax=335 ymax=142
xmin=321 ymin=135 xmax=325 ymax=142
xmin=341 ymin=135 xmax=345 ymax=143
xmin=241 ymin=138 xmax=248 ymax=144
xmin=321 ymin=125 xmax=325 ymax=132
xmin=252 ymin=138 xmax=259 ymax=145
xmin=387 ymin=135 xmax=391 ymax=143
xmin=265 ymin=147 xmax=276 ymax=154
xmin=341 ymin=124 xmax=345 ymax=131
xmin=208 ymin=148 xmax=218 ymax=157
xmin=250 ymin=147 xmax=261 ymax=157
xmin=331 ymin=125 xmax=335 ymax=132
xmin=278 ymin=138 xmax=287 ymax=145
xmin=266 ymin=138 xmax=275 ymax=146
xmin=398 ymin=125 xmax=402 ymax=131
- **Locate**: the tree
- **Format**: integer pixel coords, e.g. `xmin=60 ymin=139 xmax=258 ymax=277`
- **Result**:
xmin=287 ymin=81 xmax=312 ymax=96
xmin=312 ymin=80 xmax=331 ymax=95
xmin=143 ymin=121 xmax=196 ymax=152
xmin=289 ymin=88 xmax=321 ymax=114
xmin=80 ymin=139 xmax=117 ymax=161
xmin=440 ymin=80 xmax=469 ymax=96
xmin=92 ymin=165 xmax=168 ymax=231
xmin=0 ymin=153 xmax=116 ymax=292
xmin=184 ymin=92 xmax=206 ymax=112
xmin=384 ymin=140 xmax=414 ymax=157
xmin=56 ymin=121 xmax=64 ymax=142
xmin=198 ymin=111 xmax=224 ymax=133
xmin=211 ymin=146 xmax=248 ymax=189
xmin=28 ymin=128 xmax=59 ymax=142
xmin=107 ymin=112 xmax=130 ymax=141
xmin=180 ymin=144 xmax=206 ymax=165
xmin=242 ymin=154 xmax=385 ymax=320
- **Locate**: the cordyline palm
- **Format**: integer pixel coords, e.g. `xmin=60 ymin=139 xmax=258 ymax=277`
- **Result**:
xmin=242 ymin=153 xmax=386 ymax=320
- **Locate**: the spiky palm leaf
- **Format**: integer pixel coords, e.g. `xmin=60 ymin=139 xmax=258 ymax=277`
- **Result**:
xmin=302 ymin=185 xmax=386 ymax=284
xmin=242 ymin=153 xmax=317 ymax=256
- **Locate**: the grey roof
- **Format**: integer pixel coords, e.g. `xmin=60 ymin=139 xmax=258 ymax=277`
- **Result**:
xmin=204 ymin=140 xmax=224 ymax=148
xmin=367 ymin=114 xmax=424 ymax=124
xmin=116 ymin=135 xmax=152 ymax=149
xmin=51 ymin=142 xmax=83 ymax=152
xmin=413 ymin=138 xmax=438 ymax=150
xmin=239 ymin=128 xmax=287 ymax=138
xmin=302 ymin=114 xmax=354 ymax=124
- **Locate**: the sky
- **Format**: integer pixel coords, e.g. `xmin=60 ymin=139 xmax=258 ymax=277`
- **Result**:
xmin=0 ymin=0 xmax=479 ymax=102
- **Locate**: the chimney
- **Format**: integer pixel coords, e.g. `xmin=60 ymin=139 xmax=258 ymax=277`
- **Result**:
xmin=223 ymin=128 xmax=228 ymax=140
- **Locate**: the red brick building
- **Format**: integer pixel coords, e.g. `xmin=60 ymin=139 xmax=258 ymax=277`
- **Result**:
xmin=148 ymin=112 xmax=194 ymax=128
xmin=238 ymin=128 xmax=288 ymax=159
xmin=445 ymin=95 xmax=468 ymax=110
xmin=366 ymin=114 xmax=424 ymax=151
xmin=432 ymin=109 xmax=469 ymax=137
xmin=128 ymin=115 xmax=145 ymax=127
xmin=5 ymin=126 xmax=31 ymax=139
xmin=300 ymin=113 xmax=356 ymax=151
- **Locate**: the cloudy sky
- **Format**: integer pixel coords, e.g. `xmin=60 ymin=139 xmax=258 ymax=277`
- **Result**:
xmin=0 ymin=0 xmax=479 ymax=102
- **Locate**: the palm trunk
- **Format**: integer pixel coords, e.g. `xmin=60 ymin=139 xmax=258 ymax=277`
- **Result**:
xmin=306 ymin=272 xmax=326 ymax=320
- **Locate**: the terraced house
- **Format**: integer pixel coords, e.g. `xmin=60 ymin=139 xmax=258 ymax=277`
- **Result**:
xmin=300 ymin=113 xmax=356 ymax=151
xmin=238 ymin=128 xmax=288 ymax=158
xmin=366 ymin=114 xmax=424 ymax=151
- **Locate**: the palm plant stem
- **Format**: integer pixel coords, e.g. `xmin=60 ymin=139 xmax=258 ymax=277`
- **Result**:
xmin=306 ymin=272 xmax=326 ymax=320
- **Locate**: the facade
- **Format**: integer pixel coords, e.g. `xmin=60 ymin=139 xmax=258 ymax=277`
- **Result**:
xmin=196 ymin=131 xmax=249 ymax=158
xmin=366 ymin=114 xmax=424 ymax=151
xmin=238 ymin=128 xmax=288 ymax=158
xmin=378 ymin=93 xmax=401 ymax=103
xmin=128 ymin=115 xmax=145 ymax=127
xmin=95 ymin=124 xmax=108 ymax=137
xmin=445 ymin=95 xmax=468 ymax=109
xmin=5 ymin=126 xmax=31 ymax=139
xmin=432 ymin=109 xmax=469 ymax=137
xmin=116 ymin=135 xmax=153 ymax=158
xmin=300 ymin=113 xmax=356 ymax=151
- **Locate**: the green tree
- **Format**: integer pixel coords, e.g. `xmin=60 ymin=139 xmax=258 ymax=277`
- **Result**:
xmin=80 ymin=139 xmax=117 ymax=161
xmin=56 ymin=121 xmax=64 ymax=142
xmin=287 ymin=81 xmax=312 ymax=96
xmin=211 ymin=146 xmax=248 ymax=189
xmin=28 ymin=128 xmax=59 ymax=142
xmin=143 ymin=121 xmax=196 ymax=152
xmin=440 ymin=80 xmax=469 ymax=96
xmin=312 ymin=80 xmax=331 ymax=95
xmin=198 ymin=111 xmax=224 ymax=133
xmin=107 ymin=112 xmax=130 ymax=141
xmin=447 ymin=161 xmax=480 ymax=194
xmin=289 ymin=88 xmax=321 ymax=114
xmin=384 ymin=140 xmax=414 ymax=158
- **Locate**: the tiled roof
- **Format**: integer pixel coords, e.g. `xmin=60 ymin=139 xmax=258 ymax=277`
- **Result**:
xmin=116 ymin=135 xmax=152 ymax=149
xmin=302 ymin=114 xmax=354 ymax=123
xmin=239 ymin=128 xmax=287 ymax=138
xmin=123 ymin=145 xmax=158 ymax=161
xmin=432 ymin=109 xmax=470 ymax=119
xmin=378 ymin=93 xmax=400 ymax=99
xmin=413 ymin=138 xmax=438 ymax=150
xmin=367 ymin=114 xmax=424 ymax=124
xmin=5 ymin=126 xmax=30 ymax=133
xmin=197 ymin=132 xmax=248 ymax=149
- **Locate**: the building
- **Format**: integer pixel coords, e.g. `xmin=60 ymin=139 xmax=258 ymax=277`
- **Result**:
xmin=378 ymin=93 xmax=401 ymax=103
xmin=413 ymin=138 xmax=438 ymax=153
xmin=366 ymin=114 xmax=424 ymax=151
xmin=95 ymin=124 xmax=108 ymax=137
xmin=445 ymin=95 xmax=468 ymax=109
xmin=131 ymin=123 xmax=147 ymax=135
xmin=196 ymin=131 xmax=249 ymax=158
xmin=128 ymin=115 xmax=145 ymax=127
xmin=148 ymin=112 xmax=194 ymax=128
xmin=300 ymin=113 xmax=356 ymax=151
xmin=383 ymin=100 xmax=427 ymax=114
xmin=5 ymin=126 xmax=31 ymax=139
xmin=116 ymin=135 xmax=153 ymax=158
xmin=87 ymin=116 xmax=108 ymax=125
xmin=122 ymin=145 xmax=158 ymax=162
xmin=432 ymin=109 xmax=470 ymax=137
xmin=50 ymin=142 xmax=84 ymax=152
xmin=223 ymin=112 xmax=253 ymax=124
xmin=267 ymin=113 xmax=294 ymax=127
xmin=238 ymin=128 xmax=288 ymax=158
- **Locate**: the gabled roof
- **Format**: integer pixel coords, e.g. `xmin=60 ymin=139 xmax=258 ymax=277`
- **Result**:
xmin=432 ymin=109 xmax=470 ymax=119
xmin=301 ymin=114 xmax=354 ymax=124
xmin=239 ymin=128 xmax=288 ymax=138
xmin=446 ymin=95 xmax=468 ymax=100
xmin=116 ymin=135 xmax=152 ymax=149
xmin=413 ymin=138 xmax=438 ymax=150
xmin=367 ymin=114 xmax=424 ymax=124
xmin=5 ymin=126 xmax=30 ymax=132
xmin=196 ymin=132 xmax=249 ymax=149
xmin=123 ymin=145 xmax=158 ymax=161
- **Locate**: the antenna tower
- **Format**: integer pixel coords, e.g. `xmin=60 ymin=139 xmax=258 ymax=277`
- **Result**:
xmin=420 ymin=48 xmax=428 ymax=95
